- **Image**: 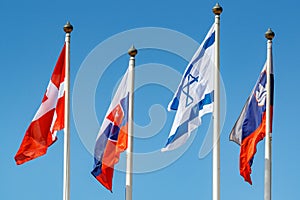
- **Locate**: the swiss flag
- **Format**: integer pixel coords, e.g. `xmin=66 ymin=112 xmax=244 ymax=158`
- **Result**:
xmin=15 ymin=44 xmax=66 ymax=165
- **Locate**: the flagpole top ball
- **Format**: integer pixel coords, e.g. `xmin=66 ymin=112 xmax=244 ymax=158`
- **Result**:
xmin=128 ymin=45 xmax=138 ymax=57
xmin=212 ymin=3 xmax=223 ymax=15
xmin=64 ymin=21 xmax=73 ymax=33
xmin=265 ymin=28 xmax=275 ymax=40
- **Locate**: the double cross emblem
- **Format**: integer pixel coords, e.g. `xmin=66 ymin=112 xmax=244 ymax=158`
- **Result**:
xmin=182 ymin=74 xmax=199 ymax=107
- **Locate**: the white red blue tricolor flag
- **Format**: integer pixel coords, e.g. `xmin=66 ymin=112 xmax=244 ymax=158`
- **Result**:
xmin=15 ymin=44 xmax=66 ymax=165
xmin=91 ymin=69 xmax=129 ymax=191
xmin=162 ymin=24 xmax=215 ymax=152
xmin=230 ymin=62 xmax=274 ymax=184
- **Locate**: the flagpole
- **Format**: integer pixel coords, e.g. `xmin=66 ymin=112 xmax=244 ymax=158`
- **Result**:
xmin=212 ymin=4 xmax=222 ymax=200
xmin=63 ymin=21 xmax=73 ymax=200
xmin=264 ymin=28 xmax=274 ymax=200
xmin=126 ymin=45 xmax=137 ymax=200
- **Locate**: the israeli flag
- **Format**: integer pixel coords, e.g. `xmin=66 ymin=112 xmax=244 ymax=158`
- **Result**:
xmin=162 ymin=24 xmax=215 ymax=152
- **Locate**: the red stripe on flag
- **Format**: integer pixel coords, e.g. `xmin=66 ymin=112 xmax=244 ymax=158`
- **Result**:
xmin=96 ymin=123 xmax=128 ymax=191
xmin=51 ymin=44 xmax=66 ymax=89
xmin=239 ymin=107 xmax=273 ymax=184
xmin=15 ymin=109 xmax=57 ymax=165
xmin=96 ymin=140 xmax=118 ymax=191
xmin=116 ymin=123 xmax=128 ymax=153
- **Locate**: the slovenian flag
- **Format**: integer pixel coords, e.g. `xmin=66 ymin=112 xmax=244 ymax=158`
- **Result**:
xmin=91 ymin=69 xmax=129 ymax=191
xmin=15 ymin=44 xmax=66 ymax=165
xmin=230 ymin=62 xmax=274 ymax=184
xmin=162 ymin=24 xmax=215 ymax=152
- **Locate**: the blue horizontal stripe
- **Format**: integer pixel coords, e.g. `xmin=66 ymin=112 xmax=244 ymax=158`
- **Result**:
xmin=270 ymin=74 xmax=274 ymax=105
xmin=91 ymin=123 xmax=111 ymax=176
xmin=165 ymin=91 xmax=214 ymax=147
xmin=242 ymin=72 xmax=267 ymax=140
xmin=120 ymin=94 xmax=129 ymax=126
xmin=183 ymin=31 xmax=215 ymax=79
xmin=169 ymin=97 xmax=179 ymax=111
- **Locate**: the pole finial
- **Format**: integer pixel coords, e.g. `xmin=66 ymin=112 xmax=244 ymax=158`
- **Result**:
xmin=128 ymin=45 xmax=138 ymax=57
xmin=212 ymin=3 xmax=223 ymax=15
xmin=265 ymin=28 xmax=275 ymax=40
xmin=64 ymin=21 xmax=73 ymax=33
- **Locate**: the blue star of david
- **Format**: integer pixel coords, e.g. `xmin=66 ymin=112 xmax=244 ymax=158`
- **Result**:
xmin=182 ymin=74 xmax=199 ymax=107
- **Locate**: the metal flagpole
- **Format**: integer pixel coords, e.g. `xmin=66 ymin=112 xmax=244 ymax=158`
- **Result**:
xmin=264 ymin=28 xmax=275 ymax=200
xmin=63 ymin=21 xmax=73 ymax=200
xmin=212 ymin=4 xmax=222 ymax=200
xmin=126 ymin=45 xmax=137 ymax=200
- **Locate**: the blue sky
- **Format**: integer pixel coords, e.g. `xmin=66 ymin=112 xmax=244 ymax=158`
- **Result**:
xmin=1 ymin=0 xmax=300 ymax=200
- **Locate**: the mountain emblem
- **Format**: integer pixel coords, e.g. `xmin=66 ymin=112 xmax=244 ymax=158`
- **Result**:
xmin=255 ymin=83 xmax=266 ymax=106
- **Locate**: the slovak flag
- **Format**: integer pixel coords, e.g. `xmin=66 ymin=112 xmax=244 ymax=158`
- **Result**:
xmin=91 ymin=69 xmax=129 ymax=191
xmin=230 ymin=62 xmax=274 ymax=184
xmin=15 ymin=44 xmax=66 ymax=165
xmin=162 ymin=24 xmax=215 ymax=151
